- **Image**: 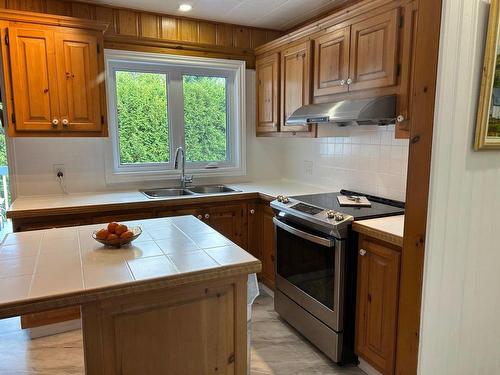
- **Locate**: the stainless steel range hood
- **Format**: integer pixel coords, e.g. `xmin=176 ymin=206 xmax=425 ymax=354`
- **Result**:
xmin=285 ymin=95 xmax=397 ymax=126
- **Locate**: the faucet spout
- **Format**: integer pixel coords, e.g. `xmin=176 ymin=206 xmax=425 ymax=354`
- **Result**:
xmin=174 ymin=147 xmax=193 ymax=189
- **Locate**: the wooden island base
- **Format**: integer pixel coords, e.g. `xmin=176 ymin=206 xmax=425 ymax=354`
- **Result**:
xmin=82 ymin=275 xmax=248 ymax=375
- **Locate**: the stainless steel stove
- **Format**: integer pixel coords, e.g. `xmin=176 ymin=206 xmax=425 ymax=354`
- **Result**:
xmin=270 ymin=190 xmax=404 ymax=364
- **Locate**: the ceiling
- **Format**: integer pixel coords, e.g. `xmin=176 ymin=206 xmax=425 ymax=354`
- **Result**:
xmin=88 ymin=0 xmax=348 ymax=30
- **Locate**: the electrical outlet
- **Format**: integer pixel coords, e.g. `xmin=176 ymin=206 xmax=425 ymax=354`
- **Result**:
xmin=53 ymin=164 xmax=65 ymax=180
xmin=304 ymin=160 xmax=313 ymax=176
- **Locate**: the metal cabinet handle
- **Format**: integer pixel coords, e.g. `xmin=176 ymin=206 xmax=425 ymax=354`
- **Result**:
xmin=62 ymin=119 xmax=69 ymax=128
xmin=250 ymin=209 xmax=255 ymax=215
xmin=197 ymin=215 xmax=203 ymax=220
xmin=340 ymin=79 xmax=346 ymax=86
xmin=204 ymin=213 xmax=210 ymax=219
xmin=51 ymin=119 xmax=59 ymax=128
xmin=360 ymin=249 xmax=367 ymax=256
xmin=397 ymin=115 xmax=405 ymax=123
xmin=346 ymin=78 xmax=353 ymax=85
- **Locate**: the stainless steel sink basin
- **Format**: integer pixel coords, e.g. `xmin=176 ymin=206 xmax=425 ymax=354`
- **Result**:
xmin=140 ymin=188 xmax=194 ymax=199
xmin=187 ymin=185 xmax=240 ymax=194
xmin=140 ymin=185 xmax=240 ymax=198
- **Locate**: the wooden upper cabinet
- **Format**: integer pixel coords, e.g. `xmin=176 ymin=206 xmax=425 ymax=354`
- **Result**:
xmin=55 ymin=31 xmax=103 ymax=132
xmin=7 ymin=27 xmax=60 ymax=132
xmin=256 ymin=53 xmax=279 ymax=133
xmin=356 ymin=236 xmax=401 ymax=375
xmin=349 ymin=9 xmax=399 ymax=92
xmin=1 ymin=11 xmax=108 ymax=137
xmin=281 ymin=41 xmax=312 ymax=133
xmin=313 ymin=27 xmax=350 ymax=97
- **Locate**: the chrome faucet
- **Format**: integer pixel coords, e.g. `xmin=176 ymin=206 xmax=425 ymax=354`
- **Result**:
xmin=174 ymin=147 xmax=193 ymax=189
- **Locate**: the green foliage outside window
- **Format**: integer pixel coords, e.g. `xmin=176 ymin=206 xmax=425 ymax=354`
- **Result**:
xmin=115 ymin=71 xmax=228 ymax=165
xmin=183 ymin=75 xmax=227 ymax=162
xmin=116 ymin=71 xmax=169 ymax=164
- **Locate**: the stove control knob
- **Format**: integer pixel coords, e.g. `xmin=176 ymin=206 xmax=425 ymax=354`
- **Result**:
xmin=326 ymin=210 xmax=336 ymax=219
xmin=334 ymin=214 xmax=345 ymax=222
xmin=282 ymin=196 xmax=290 ymax=204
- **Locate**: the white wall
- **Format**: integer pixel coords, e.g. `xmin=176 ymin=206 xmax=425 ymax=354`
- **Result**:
xmin=9 ymin=70 xmax=284 ymax=196
xmin=280 ymin=126 xmax=409 ymax=201
xmin=419 ymin=1 xmax=500 ymax=374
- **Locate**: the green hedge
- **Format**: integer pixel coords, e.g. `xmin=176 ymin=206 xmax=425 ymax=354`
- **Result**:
xmin=116 ymin=72 xmax=227 ymax=164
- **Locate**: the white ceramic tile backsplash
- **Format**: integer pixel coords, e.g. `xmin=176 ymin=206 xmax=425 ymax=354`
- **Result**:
xmin=281 ymin=125 xmax=409 ymax=201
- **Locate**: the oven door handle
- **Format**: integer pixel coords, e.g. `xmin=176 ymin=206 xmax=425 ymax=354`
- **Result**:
xmin=273 ymin=217 xmax=335 ymax=248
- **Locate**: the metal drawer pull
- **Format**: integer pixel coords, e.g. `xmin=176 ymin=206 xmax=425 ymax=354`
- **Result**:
xmin=250 ymin=209 xmax=255 ymax=214
xmin=204 ymin=213 xmax=210 ymax=219
xmin=340 ymin=79 xmax=346 ymax=86
xmin=360 ymin=249 xmax=367 ymax=256
xmin=197 ymin=215 xmax=203 ymax=220
xmin=273 ymin=217 xmax=335 ymax=248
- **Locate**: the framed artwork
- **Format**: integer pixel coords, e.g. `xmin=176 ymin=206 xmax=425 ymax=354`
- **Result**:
xmin=476 ymin=0 xmax=500 ymax=150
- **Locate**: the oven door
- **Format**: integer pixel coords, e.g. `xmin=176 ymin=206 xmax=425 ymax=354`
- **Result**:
xmin=273 ymin=217 xmax=345 ymax=331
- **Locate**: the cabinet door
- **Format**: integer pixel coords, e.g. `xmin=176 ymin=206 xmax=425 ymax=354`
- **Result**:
xmin=7 ymin=27 xmax=60 ymax=132
xmin=281 ymin=41 xmax=313 ymax=133
xmin=256 ymin=53 xmax=280 ymax=133
xmin=349 ymin=9 xmax=399 ymax=92
xmin=313 ymin=27 xmax=350 ymax=97
xmin=260 ymin=204 xmax=275 ymax=289
xmin=207 ymin=204 xmax=246 ymax=248
xmin=55 ymin=31 xmax=102 ymax=132
xmin=246 ymin=203 xmax=261 ymax=260
xmin=356 ymin=237 xmax=401 ymax=375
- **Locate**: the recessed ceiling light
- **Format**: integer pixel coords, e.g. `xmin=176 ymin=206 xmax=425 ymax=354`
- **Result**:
xmin=179 ymin=4 xmax=192 ymax=12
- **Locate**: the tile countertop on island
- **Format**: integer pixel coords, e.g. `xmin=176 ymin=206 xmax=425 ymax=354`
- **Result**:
xmin=6 ymin=179 xmax=331 ymax=218
xmin=352 ymin=215 xmax=405 ymax=247
xmin=0 ymin=216 xmax=261 ymax=318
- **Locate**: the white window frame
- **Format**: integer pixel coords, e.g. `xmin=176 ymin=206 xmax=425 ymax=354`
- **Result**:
xmin=104 ymin=49 xmax=246 ymax=184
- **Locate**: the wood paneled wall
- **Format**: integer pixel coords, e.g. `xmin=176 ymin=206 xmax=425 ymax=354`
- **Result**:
xmin=0 ymin=0 xmax=283 ymax=67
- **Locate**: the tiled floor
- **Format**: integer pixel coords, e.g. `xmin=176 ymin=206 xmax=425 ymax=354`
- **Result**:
xmin=0 ymin=288 xmax=365 ymax=375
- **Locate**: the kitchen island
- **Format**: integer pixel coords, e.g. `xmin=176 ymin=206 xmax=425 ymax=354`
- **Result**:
xmin=0 ymin=216 xmax=261 ymax=374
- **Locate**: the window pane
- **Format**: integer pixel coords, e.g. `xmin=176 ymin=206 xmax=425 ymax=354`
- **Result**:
xmin=115 ymin=71 xmax=169 ymax=164
xmin=183 ymin=75 xmax=228 ymax=162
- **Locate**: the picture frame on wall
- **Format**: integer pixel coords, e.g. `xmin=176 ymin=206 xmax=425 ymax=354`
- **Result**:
xmin=476 ymin=0 xmax=500 ymax=150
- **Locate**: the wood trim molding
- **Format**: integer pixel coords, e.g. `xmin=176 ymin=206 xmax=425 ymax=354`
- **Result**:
xmin=396 ymin=0 xmax=443 ymax=373
xmin=0 ymin=8 xmax=108 ymax=30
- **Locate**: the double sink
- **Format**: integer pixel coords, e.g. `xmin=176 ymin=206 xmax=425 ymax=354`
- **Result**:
xmin=140 ymin=185 xmax=240 ymax=199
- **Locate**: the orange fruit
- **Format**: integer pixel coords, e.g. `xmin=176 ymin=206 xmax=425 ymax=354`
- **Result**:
xmin=107 ymin=222 xmax=119 ymax=233
xmin=115 ymin=224 xmax=128 ymax=236
xmin=107 ymin=233 xmax=119 ymax=241
xmin=96 ymin=229 xmax=109 ymax=240
xmin=120 ymin=230 xmax=133 ymax=240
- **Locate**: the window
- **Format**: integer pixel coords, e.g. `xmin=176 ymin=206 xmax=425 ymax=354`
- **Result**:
xmin=105 ymin=50 xmax=245 ymax=183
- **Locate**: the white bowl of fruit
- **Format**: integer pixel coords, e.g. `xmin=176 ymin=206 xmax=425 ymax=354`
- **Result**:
xmin=93 ymin=222 xmax=142 ymax=248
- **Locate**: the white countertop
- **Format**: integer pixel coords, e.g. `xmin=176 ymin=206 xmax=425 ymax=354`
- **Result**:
xmin=352 ymin=215 xmax=405 ymax=247
xmin=8 ymin=179 xmax=330 ymax=213
xmin=0 ymin=216 xmax=260 ymax=315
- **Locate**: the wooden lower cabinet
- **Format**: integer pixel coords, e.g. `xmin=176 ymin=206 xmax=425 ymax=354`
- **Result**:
xmin=207 ymin=204 xmax=247 ymax=248
xmin=355 ymin=235 xmax=401 ymax=375
xmin=246 ymin=203 xmax=276 ymax=289
xmin=259 ymin=204 xmax=276 ymax=289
